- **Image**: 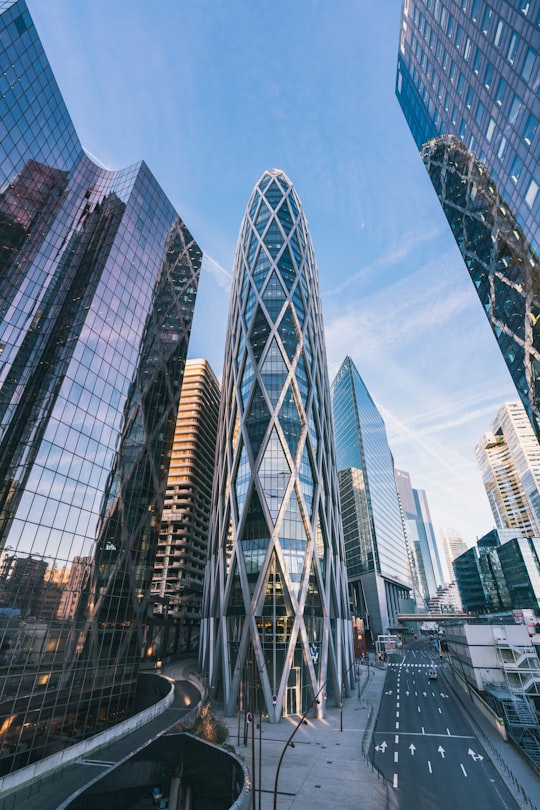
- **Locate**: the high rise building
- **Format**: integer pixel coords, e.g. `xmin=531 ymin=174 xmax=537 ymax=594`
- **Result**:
xmin=200 ymin=169 xmax=352 ymax=720
xmin=439 ymin=527 xmax=469 ymax=581
xmin=331 ymin=357 xmax=413 ymax=642
xmin=396 ymin=1 xmax=540 ymax=438
xmin=151 ymin=359 xmax=220 ymax=657
xmin=476 ymin=401 xmax=540 ymax=539
xmin=395 ymin=469 xmax=445 ymax=604
xmin=0 ymin=0 xmax=201 ymax=775
xmin=453 ymin=530 xmax=540 ymax=614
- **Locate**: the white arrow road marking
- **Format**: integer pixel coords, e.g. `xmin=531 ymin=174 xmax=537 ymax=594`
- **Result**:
xmin=460 ymin=764 xmax=468 ymax=776
xmin=438 ymin=746 xmax=445 ymax=758
xmin=467 ymin=748 xmax=484 ymax=762
xmin=405 ymin=691 xmax=410 ymax=696
xmin=409 ymin=744 xmax=416 ymax=755
xmin=375 ymin=741 xmax=388 ymax=752
xmin=385 ymin=690 xmax=393 ymax=695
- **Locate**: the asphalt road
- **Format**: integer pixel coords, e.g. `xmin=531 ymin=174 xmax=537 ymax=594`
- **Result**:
xmin=371 ymin=639 xmax=518 ymax=810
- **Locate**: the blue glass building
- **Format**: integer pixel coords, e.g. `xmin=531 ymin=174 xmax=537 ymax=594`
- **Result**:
xmin=331 ymin=357 xmax=413 ymax=642
xmin=200 ymin=170 xmax=352 ymax=720
xmin=395 ymin=469 xmax=445 ymax=604
xmin=396 ymin=0 xmax=540 ymax=438
xmin=0 ymin=0 xmax=201 ymax=774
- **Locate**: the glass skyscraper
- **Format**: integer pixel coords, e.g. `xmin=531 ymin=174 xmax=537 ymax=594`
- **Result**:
xmin=396 ymin=0 xmax=540 ymax=438
xmin=200 ymin=169 xmax=352 ymax=720
xmin=476 ymin=401 xmax=540 ymax=539
xmin=395 ymin=469 xmax=445 ymax=604
xmin=0 ymin=0 xmax=201 ymax=774
xmin=331 ymin=357 xmax=413 ymax=642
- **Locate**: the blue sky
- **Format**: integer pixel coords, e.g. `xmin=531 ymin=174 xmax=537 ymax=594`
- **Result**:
xmin=28 ymin=0 xmax=518 ymax=548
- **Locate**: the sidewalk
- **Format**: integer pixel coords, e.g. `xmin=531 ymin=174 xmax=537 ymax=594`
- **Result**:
xmin=179 ymin=658 xmax=394 ymax=810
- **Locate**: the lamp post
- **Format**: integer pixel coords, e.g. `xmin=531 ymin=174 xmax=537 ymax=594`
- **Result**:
xmin=272 ymin=681 xmax=327 ymax=810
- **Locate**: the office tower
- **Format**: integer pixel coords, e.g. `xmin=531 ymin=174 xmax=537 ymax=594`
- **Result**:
xmin=396 ymin=1 xmax=540 ymax=439
xmin=0 ymin=0 xmax=201 ymax=775
xmin=454 ymin=530 xmax=540 ymax=613
xmin=331 ymin=357 xmax=413 ymax=642
xmin=476 ymin=401 xmax=540 ymax=539
xmin=439 ymin=527 xmax=469 ymax=581
xmin=453 ymin=530 xmax=505 ymax=612
xmin=200 ymin=169 xmax=352 ymax=720
xmin=395 ymin=469 xmax=445 ymax=604
xmin=151 ymin=359 xmax=220 ymax=656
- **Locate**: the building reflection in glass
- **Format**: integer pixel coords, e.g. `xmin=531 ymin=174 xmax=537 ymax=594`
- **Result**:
xmin=0 ymin=0 xmax=201 ymax=774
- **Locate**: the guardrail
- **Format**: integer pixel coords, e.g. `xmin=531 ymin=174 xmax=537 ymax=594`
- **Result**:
xmin=0 ymin=673 xmax=175 ymax=799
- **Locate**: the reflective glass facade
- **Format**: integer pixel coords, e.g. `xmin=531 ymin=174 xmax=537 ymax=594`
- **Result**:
xmin=476 ymin=401 xmax=540 ymax=538
xmin=0 ymin=0 xmax=201 ymax=775
xmin=331 ymin=357 xmax=413 ymax=639
xmin=395 ymin=469 xmax=445 ymax=604
xmin=396 ymin=0 xmax=540 ymax=438
xmin=200 ymin=170 xmax=352 ymax=720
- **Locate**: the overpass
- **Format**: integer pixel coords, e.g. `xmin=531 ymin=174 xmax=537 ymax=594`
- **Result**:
xmin=397 ymin=613 xmax=469 ymax=622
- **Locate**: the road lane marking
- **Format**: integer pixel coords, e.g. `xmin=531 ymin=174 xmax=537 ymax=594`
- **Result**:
xmin=396 ymin=721 xmax=399 ymax=729
xmin=394 ymin=751 xmax=398 ymax=762
xmin=417 ymin=706 xmax=421 ymax=712
xmin=393 ymin=773 xmax=398 ymax=788
xmin=438 ymin=708 xmax=442 ymax=714
xmin=428 ymin=761 xmax=432 ymax=774
xmin=447 ymin=728 xmax=451 ymax=735
xmin=395 ymin=735 xmax=399 ymax=744
xmin=396 ymin=711 xmax=400 ymax=717
xmin=460 ymin=764 xmax=467 ymax=777
xmin=375 ymin=731 xmax=474 ymax=739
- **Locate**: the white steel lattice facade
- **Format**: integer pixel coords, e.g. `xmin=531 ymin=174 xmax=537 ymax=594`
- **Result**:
xmin=200 ymin=169 xmax=352 ymax=720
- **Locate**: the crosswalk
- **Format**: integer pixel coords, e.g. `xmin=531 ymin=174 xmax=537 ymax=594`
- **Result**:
xmin=388 ymin=662 xmax=438 ymax=669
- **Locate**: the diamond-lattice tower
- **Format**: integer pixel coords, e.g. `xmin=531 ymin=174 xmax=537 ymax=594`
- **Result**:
xmin=200 ymin=169 xmax=352 ymax=719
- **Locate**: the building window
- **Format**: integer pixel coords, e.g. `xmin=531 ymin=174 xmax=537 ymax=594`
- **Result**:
xmin=481 ymin=6 xmax=492 ymax=34
xmin=447 ymin=14 xmax=454 ymax=37
xmin=508 ymin=94 xmax=522 ymax=125
xmin=471 ymin=0 xmax=480 ymax=21
xmin=523 ymin=113 xmax=538 ymax=145
xmin=475 ymin=100 xmax=485 ymax=124
xmin=494 ymin=19 xmax=504 ymax=48
xmin=442 ymin=49 xmax=448 ymax=69
xmin=486 ymin=117 xmax=496 ymax=143
xmin=525 ymin=179 xmax=538 ymax=208
xmin=464 ymin=36 xmax=472 ymax=60
xmin=484 ymin=61 xmax=494 ymax=89
xmin=495 ymin=76 xmax=507 ymax=106
xmin=455 ymin=25 xmax=463 ymax=49
xmin=507 ymin=32 xmax=520 ymax=64
xmin=497 ymin=136 xmax=508 ymax=159
xmin=510 ymin=155 xmax=523 ymax=182
xmin=467 ymin=86 xmax=474 ymax=109
xmin=449 ymin=61 xmax=456 ymax=82
xmin=457 ymin=72 xmax=465 ymax=94
xmin=473 ymin=47 xmax=482 ymax=74
xmin=521 ymin=47 xmax=536 ymax=82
